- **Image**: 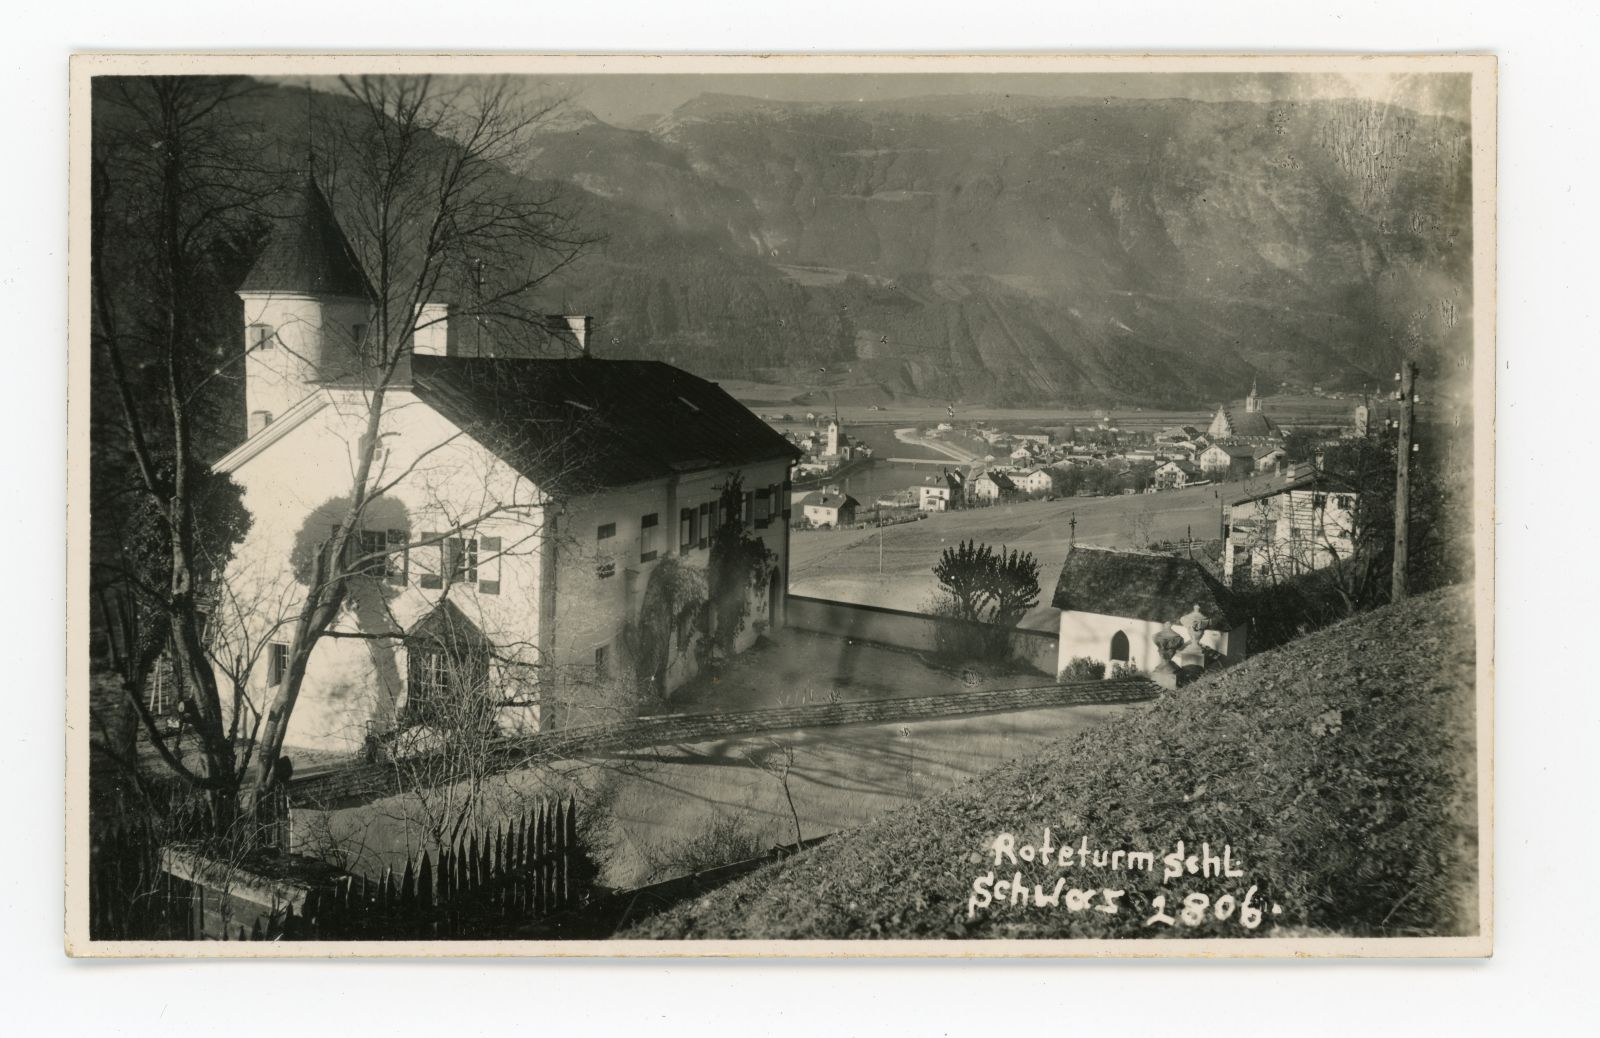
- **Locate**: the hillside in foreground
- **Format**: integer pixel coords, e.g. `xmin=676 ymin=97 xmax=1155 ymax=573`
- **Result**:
xmin=629 ymin=586 xmax=1479 ymax=940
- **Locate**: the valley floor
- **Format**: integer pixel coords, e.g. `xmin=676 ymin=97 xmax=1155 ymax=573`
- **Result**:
xmin=787 ymin=476 xmax=1290 ymax=628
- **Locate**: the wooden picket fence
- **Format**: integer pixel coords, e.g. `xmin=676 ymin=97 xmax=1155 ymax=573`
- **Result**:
xmin=91 ymin=797 xmax=591 ymax=941
xmin=88 ymin=786 xmax=287 ymax=940
xmin=259 ymin=798 xmax=589 ymax=941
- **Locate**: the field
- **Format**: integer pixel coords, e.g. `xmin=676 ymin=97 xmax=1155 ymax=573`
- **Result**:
xmin=788 ymin=478 xmax=1282 ymax=629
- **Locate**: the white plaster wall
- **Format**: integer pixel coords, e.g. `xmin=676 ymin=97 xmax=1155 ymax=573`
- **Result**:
xmin=239 ymin=293 xmax=369 ymax=427
xmin=547 ymin=462 xmax=792 ymax=716
xmin=1056 ymin=610 xmax=1242 ymax=677
xmin=216 ymin=387 xmax=548 ymax=754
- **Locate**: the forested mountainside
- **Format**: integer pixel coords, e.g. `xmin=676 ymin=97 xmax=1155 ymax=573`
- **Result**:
xmin=515 ymin=91 xmax=1473 ymax=407
xmin=116 ymin=81 xmax=1473 ymax=412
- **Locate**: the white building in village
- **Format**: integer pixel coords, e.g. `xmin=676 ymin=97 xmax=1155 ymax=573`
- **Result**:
xmin=1011 ymin=468 xmax=1055 ymax=495
xmin=1051 ymin=546 xmax=1247 ymax=677
xmin=917 ymin=483 xmax=953 ymax=512
xmin=212 ymin=180 xmax=799 ymax=754
xmin=1223 ymin=465 xmax=1360 ymax=588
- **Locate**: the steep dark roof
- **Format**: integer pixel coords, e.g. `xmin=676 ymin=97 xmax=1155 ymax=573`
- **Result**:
xmin=407 ymin=598 xmax=490 ymax=649
xmin=239 ymin=178 xmax=375 ymax=300
xmin=1051 ymin=546 xmax=1241 ymax=628
xmin=1229 ymin=470 xmax=1360 ymax=507
xmin=800 ymin=491 xmax=859 ymax=509
xmin=411 ymin=355 xmax=801 ymax=495
xmin=1207 ymin=442 xmax=1259 ymax=458
xmin=1214 ymin=408 xmax=1282 ymax=440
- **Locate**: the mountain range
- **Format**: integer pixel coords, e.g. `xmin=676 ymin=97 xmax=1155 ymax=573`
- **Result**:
xmin=270 ymin=84 xmax=1479 ymax=409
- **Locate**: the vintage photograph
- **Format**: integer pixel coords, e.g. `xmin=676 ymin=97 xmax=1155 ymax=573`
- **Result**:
xmin=67 ymin=54 xmax=1494 ymax=955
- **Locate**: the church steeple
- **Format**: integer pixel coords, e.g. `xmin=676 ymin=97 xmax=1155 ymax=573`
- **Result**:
xmin=1246 ymin=377 xmax=1261 ymax=414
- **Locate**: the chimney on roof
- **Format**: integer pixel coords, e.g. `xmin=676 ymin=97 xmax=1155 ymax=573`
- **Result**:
xmin=413 ymin=302 xmax=452 ymax=356
xmin=547 ymin=314 xmax=592 ymax=356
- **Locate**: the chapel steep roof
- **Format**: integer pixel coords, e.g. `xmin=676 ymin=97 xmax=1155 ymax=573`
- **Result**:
xmin=1051 ymin=545 xmax=1242 ymax=628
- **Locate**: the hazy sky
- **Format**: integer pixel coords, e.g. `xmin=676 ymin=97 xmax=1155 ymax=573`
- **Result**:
xmin=526 ymin=72 xmax=1471 ymax=126
xmin=285 ymin=70 xmax=1471 ymax=128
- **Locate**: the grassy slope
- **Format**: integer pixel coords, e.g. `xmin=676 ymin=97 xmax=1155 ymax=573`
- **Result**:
xmin=629 ymin=586 xmax=1478 ymax=940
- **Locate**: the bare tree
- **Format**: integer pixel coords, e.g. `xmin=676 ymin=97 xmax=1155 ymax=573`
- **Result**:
xmin=90 ymin=75 xmax=275 ymax=831
xmin=745 ymin=740 xmax=803 ymax=852
xmin=242 ymin=75 xmax=594 ymax=813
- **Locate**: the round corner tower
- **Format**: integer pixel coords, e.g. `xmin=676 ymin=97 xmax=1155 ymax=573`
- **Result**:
xmin=236 ymin=177 xmax=375 ymax=436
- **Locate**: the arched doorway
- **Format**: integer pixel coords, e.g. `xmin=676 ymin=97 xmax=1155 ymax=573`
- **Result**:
xmin=1109 ymin=630 xmax=1130 ymax=663
xmin=767 ymin=569 xmax=781 ymax=629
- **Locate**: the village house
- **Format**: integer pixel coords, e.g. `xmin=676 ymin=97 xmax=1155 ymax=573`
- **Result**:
xmin=1012 ymin=467 xmax=1056 ymax=495
xmin=212 ymin=180 xmax=799 ymax=754
xmin=799 ymin=490 xmax=860 ymax=528
xmin=917 ymin=482 xmax=953 ymax=512
xmin=1051 ymin=546 xmax=1247 ymax=677
xmin=1199 ymin=441 xmax=1260 ymax=480
xmin=968 ymin=469 xmax=1018 ymax=503
xmin=1223 ymin=463 xmax=1360 ymax=587
xmin=1153 ymin=458 xmax=1201 ymax=490
xmin=1252 ymin=444 xmax=1288 ymax=474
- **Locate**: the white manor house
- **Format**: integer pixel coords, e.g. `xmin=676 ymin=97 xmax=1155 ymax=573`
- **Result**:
xmin=212 ymin=180 xmax=799 ymax=754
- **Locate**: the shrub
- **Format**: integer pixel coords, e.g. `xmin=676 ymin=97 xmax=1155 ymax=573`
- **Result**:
xmin=924 ymin=590 xmax=1013 ymax=663
xmin=1058 ymin=656 xmax=1106 ymax=681
xmin=1108 ymin=661 xmax=1145 ymax=680
xmin=644 ymin=812 xmax=768 ymax=879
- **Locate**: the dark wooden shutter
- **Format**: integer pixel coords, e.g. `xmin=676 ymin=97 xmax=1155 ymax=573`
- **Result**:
xmin=419 ymin=532 xmax=442 ymax=589
xmin=680 ymin=507 xmax=694 ymax=551
xmin=386 ymin=529 xmax=408 ymax=586
xmin=478 ymin=535 xmax=501 ymax=594
xmin=444 ymin=538 xmax=461 ymax=586
xmin=697 ymin=502 xmax=710 ymax=549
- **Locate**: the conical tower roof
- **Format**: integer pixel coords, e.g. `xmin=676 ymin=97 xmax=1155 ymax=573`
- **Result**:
xmin=239 ymin=177 xmax=374 ymax=300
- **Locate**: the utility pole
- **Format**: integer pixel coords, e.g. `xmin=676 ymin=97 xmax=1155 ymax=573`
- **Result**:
xmin=1392 ymin=361 xmax=1418 ymax=601
xmin=1069 ymin=512 xmax=1077 ymax=547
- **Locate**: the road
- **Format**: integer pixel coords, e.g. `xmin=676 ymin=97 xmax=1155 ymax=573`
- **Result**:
xmin=303 ymin=702 xmax=1134 ymax=890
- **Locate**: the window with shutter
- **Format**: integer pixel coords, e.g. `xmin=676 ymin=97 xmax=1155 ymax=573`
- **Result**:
xmin=755 ymin=489 xmax=771 ymax=526
xmin=267 ymin=643 xmax=287 ymax=686
xmin=477 ymin=535 xmax=501 ymax=594
xmin=680 ymin=507 xmax=694 ymax=551
xmin=419 ymin=532 xmax=443 ymax=589
xmin=640 ymin=513 xmax=659 ymax=562
xmin=743 ymin=491 xmax=754 ymax=528
xmin=355 ymin=529 xmax=388 ymax=577
xmin=595 ymin=522 xmax=617 ymax=578
xmin=386 ymin=529 xmax=408 ymax=586
xmin=697 ymin=502 xmax=710 ymax=549
xmin=446 ymin=537 xmax=478 ymax=584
